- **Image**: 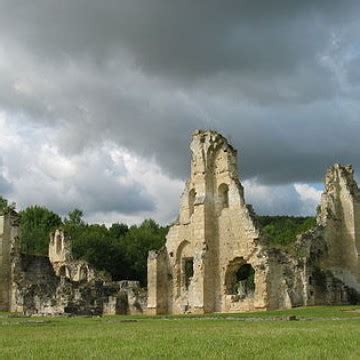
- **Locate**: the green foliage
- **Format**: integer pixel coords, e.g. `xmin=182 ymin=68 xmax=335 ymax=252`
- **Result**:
xmin=19 ymin=206 xmax=62 ymax=255
xmin=71 ymin=224 xmax=120 ymax=275
xmin=109 ymin=222 xmax=129 ymax=239
xmin=63 ymin=211 xmax=167 ymax=285
xmin=64 ymin=209 xmax=84 ymax=226
xmin=118 ymin=219 xmax=168 ymax=285
xmin=19 ymin=204 xmax=167 ymax=285
xmin=257 ymin=216 xmax=316 ymax=248
xmin=0 ymin=195 xmax=8 ymax=212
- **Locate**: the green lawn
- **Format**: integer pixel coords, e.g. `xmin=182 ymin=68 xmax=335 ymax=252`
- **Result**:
xmin=1 ymin=306 xmax=360 ymax=359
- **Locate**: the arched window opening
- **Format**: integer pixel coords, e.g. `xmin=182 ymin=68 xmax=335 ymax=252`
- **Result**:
xmin=189 ymin=189 xmax=196 ymax=217
xmin=56 ymin=234 xmax=62 ymax=254
xmin=235 ymin=264 xmax=255 ymax=296
xmin=218 ymin=183 xmax=229 ymax=211
xmin=183 ymin=257 xmax=194 ymax=289
xmin=175 ymin=241 xmax=191 ymax=296
xmin=79 ymin=266 xmax=88 ymax=282
xmin=225 ymin=260 xmax=255 ymax=297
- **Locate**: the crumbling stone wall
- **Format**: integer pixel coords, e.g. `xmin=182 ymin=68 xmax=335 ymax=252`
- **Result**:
xmin=318 ymin=164 xmax=360 ymax=292
xmin=148 ymin=131 xmax=360 ymax=315
xmin=0 ymin=218 xmax=147 ymax=316
xmin=48 ymin=229 xmax=102 ymax=283
xmin=148 ymin=130 xmax=270 ymax=314
xmin=0 ymin=209 xmax=18 ymax=311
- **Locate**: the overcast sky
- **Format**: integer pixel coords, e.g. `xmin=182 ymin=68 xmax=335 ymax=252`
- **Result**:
xmin=1 ymin=1 xmax=360 ymax=224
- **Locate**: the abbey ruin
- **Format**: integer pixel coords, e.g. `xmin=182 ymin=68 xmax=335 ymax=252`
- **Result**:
xmin=147 ymin=130 xmax=360 ymax=314
xmin=1 ymin=130 xmax=360 ymax=316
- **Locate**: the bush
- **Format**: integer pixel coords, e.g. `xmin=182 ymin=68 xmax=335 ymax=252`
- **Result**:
xmin=257 ymin=216 xmax=316 ymax=248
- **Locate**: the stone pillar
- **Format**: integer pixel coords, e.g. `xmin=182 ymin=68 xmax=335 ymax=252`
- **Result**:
xmin=147 ymin=248 xmax=168 ymax=315
xmin=0 ymin=211 xmax=18 ymax=311
xmin=0 ymin=214 xmax=10 ymax=310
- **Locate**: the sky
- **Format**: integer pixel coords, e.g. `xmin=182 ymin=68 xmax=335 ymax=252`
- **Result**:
xmin=1 ymin=1 xmax=360 ymax=225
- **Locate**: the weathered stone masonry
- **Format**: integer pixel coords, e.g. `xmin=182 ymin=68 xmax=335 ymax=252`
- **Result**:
xmin=0 ymin=215 xmax=146 ymax=315
xmin=0 ymin=209 xmax=18 ymax=311
xmin=147 ymin=130 xmax=360 ymax=314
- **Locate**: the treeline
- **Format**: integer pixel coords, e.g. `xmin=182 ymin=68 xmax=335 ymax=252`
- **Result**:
xmin=0 ymin=196 xmax=7 ymax=211
xmin=18 ymin=205 xmax=167 ymax=285
xmin=257 ymin=215 xmax=316 ymax=248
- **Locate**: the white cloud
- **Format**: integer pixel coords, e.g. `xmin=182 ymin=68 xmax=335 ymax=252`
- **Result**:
xmin=244 ymin=178 xmax=321 ymax=216
xmin=0 ymin=112 xmax=184 ymax=224
xmin=294 ymin=183 xmax=322 ymax=215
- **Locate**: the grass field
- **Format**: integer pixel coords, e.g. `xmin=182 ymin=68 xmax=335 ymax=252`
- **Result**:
xmin=1 ymin=306 xmax=360 ymax=359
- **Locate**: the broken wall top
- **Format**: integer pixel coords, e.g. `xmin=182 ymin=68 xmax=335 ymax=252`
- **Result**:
xmin=190 ymin=130 xmax=238 ymax=179
xmin=318 ymin=163 xmax=360 ymax=226
xmin=49 ymin=229 xmax=72 ymax=263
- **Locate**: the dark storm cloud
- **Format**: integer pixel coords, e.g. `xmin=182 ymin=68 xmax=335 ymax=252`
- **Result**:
xmin=0 ymin=1 xmax=355 ymax=77
xmin=1 ymin=0 xmax=360 ymax=211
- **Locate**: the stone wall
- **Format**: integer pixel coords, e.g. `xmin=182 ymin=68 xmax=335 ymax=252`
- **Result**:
xmin=147 ymin=130 xmax=360 ymax=315
xmin=0 ymin=219 xmax=147 ymax=316
xmin=10 ymin=252 xmax=147 ymax=315
xmin=0 ymin=209 xmax=18 ymax=311
xmin=48 ymin=229 xmax=105 ymax=283
xmin=148 ymin=130 xmax=271 ymax=314
xmin=318 ymin=164 xmax=360 ymax=292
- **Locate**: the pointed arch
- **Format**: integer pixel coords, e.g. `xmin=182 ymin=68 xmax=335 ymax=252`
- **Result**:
xmin=79 ymin=265 xmax=88 ymax=282
xmin=175 ymin=240 xmax=193 ymax=295
xmin=218 ymin=183 xmax=229 ymax=211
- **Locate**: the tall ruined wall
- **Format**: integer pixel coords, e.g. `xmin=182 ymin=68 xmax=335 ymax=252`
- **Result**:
xmin=318 ymin=164 xmax=360 ymax=293
xmin=0 ymin=210 xmax=19 ymax=311
xmin=148 ymin=130 xmax=270 ymax=314
xmin=266 ymin=164 xmax=360 ymax=310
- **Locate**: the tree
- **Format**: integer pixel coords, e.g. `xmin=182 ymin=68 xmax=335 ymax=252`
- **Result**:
xmin=119 ymin=219 xmax=168 ymax=285
xmin=109 ymin=222 xmax=129 ymax=239
xmin=63 ymin=208 xmax=86 ymax=256
xmin=257 ymin=215 xmax=316 ymax=248
xmin=19 ymin=206 xmax=63 ymax=255
xmin=64 ymin=209 xmax=84 ymax=226
xmin=0 ymin=195 xmax=8 ymax=212
xmin=19 ymin=205 xmax=168 ymax=285
xmin=71 ymin=224 xmax=115 ymax=270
